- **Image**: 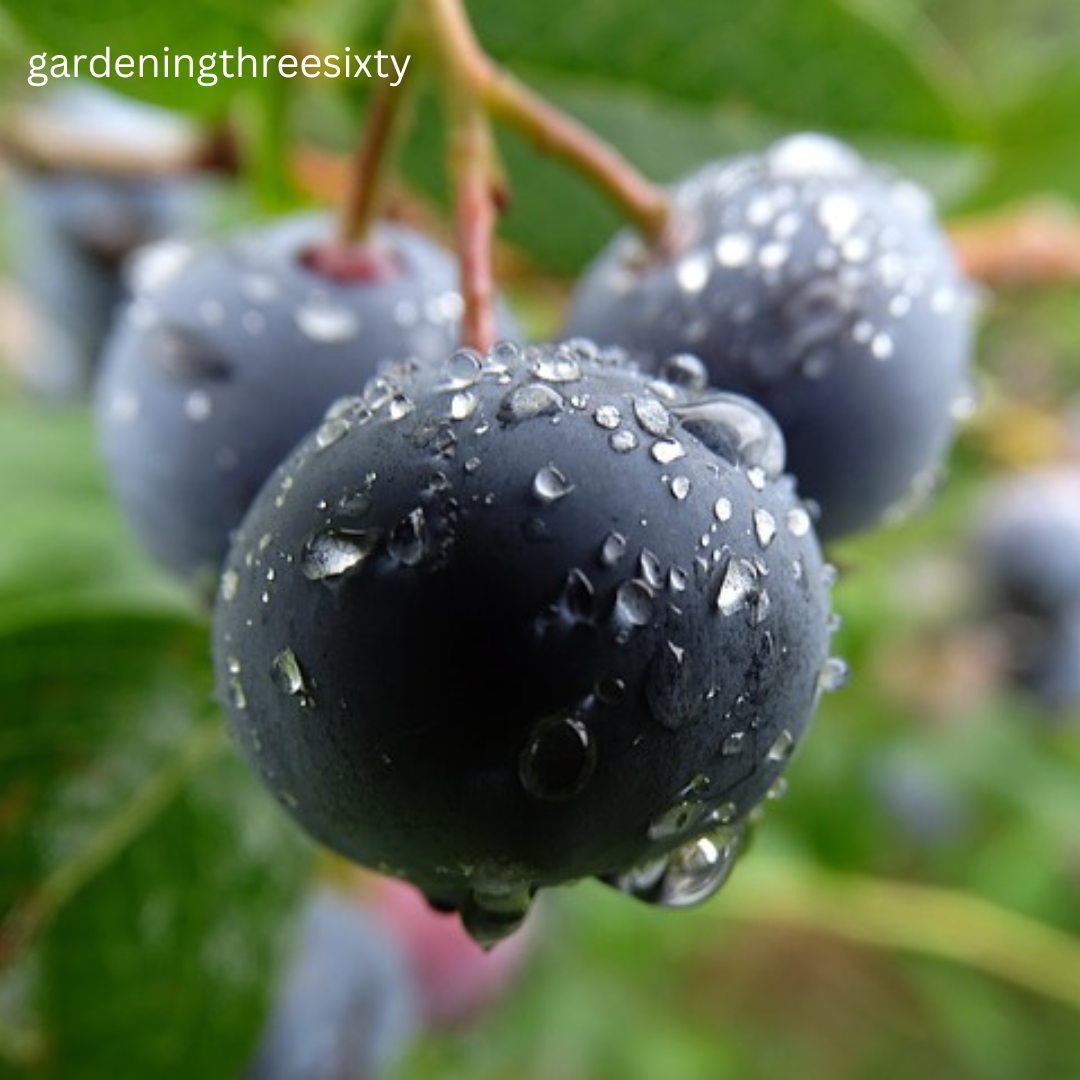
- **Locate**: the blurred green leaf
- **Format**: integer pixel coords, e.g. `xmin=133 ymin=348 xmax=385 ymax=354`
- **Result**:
xmin=467 ymin=0 xmax=974 ymax=140
xmin=0 ymin=405 xmax=192 ymax=628
xmin=0 ymin=611 xmax=312 ymax=1078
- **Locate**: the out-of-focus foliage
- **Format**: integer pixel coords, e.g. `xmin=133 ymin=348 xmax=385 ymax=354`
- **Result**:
xmin=1 ymin=0 xmax=1080 ymax=1077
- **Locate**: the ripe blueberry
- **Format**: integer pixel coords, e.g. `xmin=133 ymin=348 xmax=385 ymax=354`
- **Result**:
xmin=94 ymin=215 xmax=520 ymax=587
xmin=974 ymin=467 xmax=1080 ymax=713
xmin=213 ymin=340 xmax=840 ymax=943
xmin=564 ymin=133 xmax=977 ymax=540
xmin=246 ymin=888 xmax=418 ymax=1080
xmin=5 ymin=88 xmax=213 ymax=398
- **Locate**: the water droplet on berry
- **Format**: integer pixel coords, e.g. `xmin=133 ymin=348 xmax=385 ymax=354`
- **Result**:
xmin=519 ymin=715 xmax=597 ymax=800
xmin=301 ymin=528 xmax=380 ymax=580
xmin=766 ymin=729 xmax=795 ymax=763
xmin=613 ymin=579 xmax=654 ymax=629
xmin=634 ymin=397 xmax=671 ymax=437
xmin=294 ymin=298 xmax=361 ymax=343
xmin=655 ymin=831 xmax=742 ymax=908
xmin=388 ymin=508 xmax=427 ymax=566
xmin=498 ymin=384 xmax=564 ymax=424
xmin=533 ymin=465 xmax=573 ymax=503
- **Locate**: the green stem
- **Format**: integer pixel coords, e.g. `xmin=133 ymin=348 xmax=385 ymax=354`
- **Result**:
xmin=0 ymin=722 xmax=226 ymax=969
xmin=720 ymin=856 xmax=1080 ymax=1013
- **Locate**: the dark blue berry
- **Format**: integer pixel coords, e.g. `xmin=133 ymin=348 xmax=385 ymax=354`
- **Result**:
xmin=94 ymin=215 xmax=520 ymax=587
xmin=213 ymin=340 xmax=841 ymax=943
xmin=564 ymin=133 xmax=977 ymax=540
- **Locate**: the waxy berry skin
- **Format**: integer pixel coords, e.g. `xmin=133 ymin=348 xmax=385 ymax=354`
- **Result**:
xmin=564 ymin=133 xmax=977 ymax=541
xmin=213 ymin=341 xmax=840 ymax=942
xmin=95 ymin=215 xmax=520 ymax=586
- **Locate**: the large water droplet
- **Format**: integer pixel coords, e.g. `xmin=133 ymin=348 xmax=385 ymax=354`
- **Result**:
xmin=673 ymin=396 xmax=785 ymax=478
xmin=302 ymin=528 xmax=380 ymax=580
xmin=532 ymin=348 xmax=582 ymax=383
xmin=716 ymin=557 xmax=759 ymax=617
xmin=659 ymin=353 xmax=709 ymax=391
xmin=498 ymin=384 xmax=564 ymax=424
xmin=655 ymin=831 xmax=742 ymax=908
xmin=519 ymin=715 xmax=597 ymax=801
xmin=533 ymin=465 xmax=573 ymax=503
xmin=634 ymin=397 xmax=671 ymax=437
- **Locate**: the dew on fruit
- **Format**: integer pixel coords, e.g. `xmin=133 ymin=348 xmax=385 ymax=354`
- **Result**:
xmin=610 ymin=430 xmax=639 ymax=453
xmin=754 ymin=508 xmax=777 ymax=548
xmin=673 ymin=397 xmax=785 ymax=478
xmin=445 ymin=348 xmax=483 ymax=388
xmin=658 ymin=353 xmax=709 ymax=392
xmin=518 ymin=714 xmax=597 ymax=801
xmin=676 ymin=253 xmax=710 ymax=294
xmin=388 ymin=508 xmax=427 ymax=566
xmin=533 ymin=465 xmax=573 ymax=504
xmin=613 ymin=579 xmax=654 ymax=629
xmin=786 ymin=506 xmax=812 ymax=537
xmin=633 ymin=397 xmax=671 ymax=437
xmin=450 ymin=391 xmax=478 ymax=421
xmin=747 ymin=466 xmax=767 ymax=491
xmin=559 ymin=568 xmax=596 ymax=621
xmin=817 ymin=656 xmax=850 ymax=693
xmin=638 ymin=549 xmax=664 ymax=590
xmin=301 ymin=528 xmax=380 ymax=580
xmin=654 ymin=831 xmax=742 ymax=908
xmin=220 ymin=567 xmax=238 ymax=602
xmin=271 ymin=647 xmax=311 ymax=702
xmin=532 ymin=349 xmax=582 ymax=384
xmin=712 ymin=801 xmax=738 ymax=825
xmin=670 ymin=476 xmax=691 ymax=500
xmin=647 ymin=797 xmax=709 ymax=842
xmin=715 ymin=232 xmax=754 ymax=268
xmin=498 ymin=383 xmax=564 ymax=424
xmin=129 ymin=239 xmax=194 ymax=295
xmin=716 ymin=557 xmax=759 ymax=617
xmin=766 ymin=132 xmax=861 ymax=181
xmin=714 ymin=497 xmax=733 ymax=523
xmin=669 ymin=566 xmax=689 ymax=591
xmin=594 ymin=404 xmax=622 ymax=430
xmin=870 ymin=332 xmax=894 ymax=360
xmin=766 ymin=729 xmax=795 ymax=763
xmin=600 ymin=532 xmax=627 ymax=568
xmin=314 ymin=416 xmax=350 ymax=450
xmin=294 ymin=298 xmax=361 ymax=343
xmin=817 ymin=191 xmax=862 ymax=240
xmin=651 ymin=438 xmax=687 ymax=464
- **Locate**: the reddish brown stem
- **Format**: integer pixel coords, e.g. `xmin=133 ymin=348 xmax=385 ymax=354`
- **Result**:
xmin=452 ymin=112 xmax=503 ymax=352
xmin=338 ymin=87 xmax=406 ymax=246
xmin=421 ymin=0 xmax=671 ymax=245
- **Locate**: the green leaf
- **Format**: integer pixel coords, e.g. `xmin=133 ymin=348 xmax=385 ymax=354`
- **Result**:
xmin=0 ymin=611 xmax=313 ymax=1078
xmin=0 ymin=404 xmax=192 ymax=629
xmin=466 ymin=0 xmax=972 ymax=140
xmin=970 ymin=64 xmax=1080 ymax=208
